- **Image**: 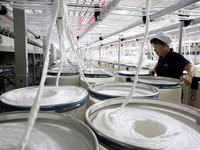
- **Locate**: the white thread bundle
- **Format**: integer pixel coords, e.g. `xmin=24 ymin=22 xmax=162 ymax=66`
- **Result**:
xmin=92 ymin=107 xmax=200 ymax=150
xmin=0 ymin=86 xmax=86 ymax=107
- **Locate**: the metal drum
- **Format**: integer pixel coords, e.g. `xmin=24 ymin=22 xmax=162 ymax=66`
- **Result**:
xmin=104 ymin=61 xmax=109 ymax=70
xmin=119 ymin=64 xmax=127 ymax=71
xmin=0 ymin=112 xmax=99 ymax=150
xmin=136 ymin=76 xmax=184 ymax=103
xmin=85 ymin=98 xmax=200 ymax=150
xmin=99 ymin=61 xmax=107 ymax=69
xmin=117 ymin=70 xmax=150 ymax=82
xmin=184 ymin=76 xmax=200 ymax=109
xmin=108 ymin=62 xmax=114 ymax=72
xmin=0 ymin=86 xmax=88 ymax=121
xmin=126 ymin=64 xmax=150 ymax=71
xmin=80 ymin=71 xmax=116 ymax=108
xmin=89 ymin=82 xmax=159 ymax=105
xmin=126 ymin=63 xmax=137 ymax=71
xmin=47 ymin=67 xmax=79 ymax=76
xmin=83 ymin=69 xmax=110 ymax=78
xmin=46 ymin=67 xmax=80 ymax=86
xmin=80 ymin=71 xmax=116 ymax=91
xmin=113 ymin=63 xmax=119 ymax=71
xmin=45 ymin=74 xmax=80 ymax=86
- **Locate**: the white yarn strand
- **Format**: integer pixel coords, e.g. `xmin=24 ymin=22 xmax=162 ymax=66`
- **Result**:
xmin=17 ymin=1 xmax=60 ymax=150
xmin=56 ymin=2 xmax=65 ymax=87
xmin=116 ymin=0 xmax=151 ymax=111
xmin=63 ymin=4 xmax=93 ymax=90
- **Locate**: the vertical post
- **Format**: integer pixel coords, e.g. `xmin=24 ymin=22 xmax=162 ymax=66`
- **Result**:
xmin=49 ymin=43 xmax=54 ymax=67
xmin=91 ymin=47 xmax=94 ymax=71
xmin=42 ymin=36 xmax=47 ymax=67
xmin=99 ymin=46 xmax=101 ymax=65
xmin=89 ymin=47 xmax=92 ymax=69
xmin=178 ymin=21 xmax=184 ymax=54
xmin=40 ymin=54 xmax=43 ymax=79
xmin=33 ymin=54 xmax=35 ymax=86
xmin=89 ymin=47 xmax=91 ymax=60
xmin=13 ymin=8 xmax=28 ymax=88
xmin=195 ymin=45 xmax=197 ymax=64
xmin=118 ymin=39 xmax=121 ymax=71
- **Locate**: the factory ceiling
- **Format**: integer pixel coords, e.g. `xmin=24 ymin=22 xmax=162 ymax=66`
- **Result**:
xmin=1 ymin=0 xmax=200 ymax=49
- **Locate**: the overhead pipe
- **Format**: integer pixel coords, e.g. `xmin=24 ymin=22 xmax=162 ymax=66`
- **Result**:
xmin=164 ymin=28 xmax=200 ymax=41
xmin=126 ymin=27 xmax=200 ymax=45
xmin=92 ymin=16 xmax=200 ymax=49
xmin=77 ymin=0 xmax=120 ymax=42
xmin=191 ymin=16 xmax=200 ymax=25
xmin=89 ymin=23 xmax=180 ymax=49
xmin=6 ymin=13 xmax=41 ymax=40
xmin=98 ymin=23 xmax=180 ymax=46
xmin=125 ymin=23 xmax=180 ymax=41
xmin=4 ymin=9 xmax=41 ymax=40
xmin=150 ymin=0 xmax=199 ymax=20
xmin=119 ymin=27 xmax=200 ymax=46
xmin=123 ymin=17 xmax=200 ymax=42
xmin=67 ymin=3 xmax=105 ymax=8
xmin=102 ymin=0 xmax=200 ymax=40
xmin=27 ymin=28 xmax=41 ymax=39
xmin=89 ymin=22 xmax=181 ymax=47
xmin=123 ymin=26 xmax=200 ymax=46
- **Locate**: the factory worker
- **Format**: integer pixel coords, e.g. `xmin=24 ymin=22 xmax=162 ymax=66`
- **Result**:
xmin=149 ymin=31 xmax=196 ymax=86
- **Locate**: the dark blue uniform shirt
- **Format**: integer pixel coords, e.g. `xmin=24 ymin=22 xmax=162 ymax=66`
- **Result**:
xmin=156 ymin=48 xmax=190 ymax=79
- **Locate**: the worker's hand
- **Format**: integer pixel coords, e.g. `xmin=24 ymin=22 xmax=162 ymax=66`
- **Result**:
xmin=180 ymin=75 xmax=192 ymax=86
xmin=149 ymin=70 xmax=155 ymax=76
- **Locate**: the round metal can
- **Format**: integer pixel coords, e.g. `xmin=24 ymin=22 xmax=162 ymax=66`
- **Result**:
xmin=85 ymin=98 xmax=200 ymax=150
xmin=80 ymin=71 xmax=116 ymax=91
xmin=0 ymin=86 xmax=88 ymax=121
xmin=89 ymin=82 xmax=159 ymax=100
xmin=46 ymin=67 xmax=80 ymax=86
xmin=117 ymin=70 xmax=151 ymax=82
xmin=0 ymin=112 xmax=99 ymax=150
xmin=45 ymin=74 xmax=80 ymax=86
xmin=47 ymin=66 xmax=79 ymax=76
xmin=135 ymin=76 xmax=184 ymax=103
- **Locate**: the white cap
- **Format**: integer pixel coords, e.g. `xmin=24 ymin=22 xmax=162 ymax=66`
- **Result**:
xmin=155 ymin=31 xmax=173 ymax=45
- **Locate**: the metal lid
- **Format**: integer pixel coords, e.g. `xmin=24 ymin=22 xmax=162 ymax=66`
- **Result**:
xmin=47 ymin=71 xmax=80 ymax=75
xmin=125 ymin=64 xmax=150 ymax=69
xmin=85 ymin=98 xmax=200 ymax=150
xmin=89 ymin=82 xmax=159 ymax=99
xmin=125 ymin=63 xmax=137 ymax=67
xmin=48 ymin=66 xmax=79 ymax=75
xmin=0 ymin=112 xmax=99 ymax=150
xmin=83 ymin=69 xmax=110 ymax=77
xmin=0 ymin=86 xmax=88 ymax=110
xmin=117 ymin=70 xmax=150 ymax=77
xmin=136 ymin=76 xmax=183 ymax=87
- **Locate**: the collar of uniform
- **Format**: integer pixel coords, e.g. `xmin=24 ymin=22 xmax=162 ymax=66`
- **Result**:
xmin=160 ymin=48 xmax=173 ymax=60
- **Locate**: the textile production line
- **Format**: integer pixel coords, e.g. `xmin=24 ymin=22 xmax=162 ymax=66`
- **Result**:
xmin=0 ymin=0 xmax=200 ymax=150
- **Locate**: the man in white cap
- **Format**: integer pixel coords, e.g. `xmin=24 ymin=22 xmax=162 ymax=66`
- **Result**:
xmin=149 ymin=31 xmax=196 ymax=86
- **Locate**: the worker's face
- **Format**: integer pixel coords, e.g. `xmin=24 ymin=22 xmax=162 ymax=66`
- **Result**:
xmin=152 ymin=43 xmax=166 ymax=57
